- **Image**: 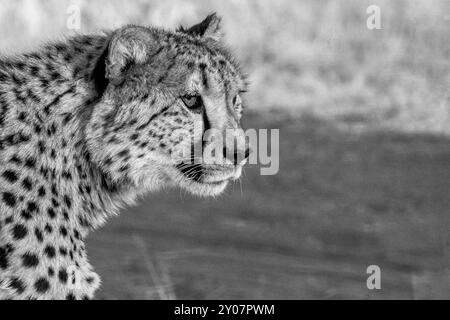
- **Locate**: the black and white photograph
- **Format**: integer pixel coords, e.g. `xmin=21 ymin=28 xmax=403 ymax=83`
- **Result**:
xmin=0 ymin=0 xmax=449 ymax=306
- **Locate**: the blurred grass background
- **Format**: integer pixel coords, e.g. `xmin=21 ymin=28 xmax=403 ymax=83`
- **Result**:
xmin=1 ymin=0 xmax=450 ymax=133
xmin=0 ymin=0 xmax=449 ymax=299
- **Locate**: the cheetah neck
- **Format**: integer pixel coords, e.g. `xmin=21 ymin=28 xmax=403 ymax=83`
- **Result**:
xmin=0 ymin=34 xmax=135 ymax=299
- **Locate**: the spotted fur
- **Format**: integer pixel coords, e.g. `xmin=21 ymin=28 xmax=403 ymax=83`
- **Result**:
xmin=0 ymin=14 xmax=249 ymax=300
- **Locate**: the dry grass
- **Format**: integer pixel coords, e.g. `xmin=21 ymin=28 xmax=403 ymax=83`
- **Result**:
xmin=0 ymin=0 xmax=449 ymax=133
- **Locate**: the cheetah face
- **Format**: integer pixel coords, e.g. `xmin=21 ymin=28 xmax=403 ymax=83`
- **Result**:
xmin=86 ymin=14 xmax=250 ymax=197
xmin=170 ymin=86 xmax=249 ymax=196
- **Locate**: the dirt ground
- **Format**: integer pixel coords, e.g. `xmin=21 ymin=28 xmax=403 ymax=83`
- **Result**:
xmin=88 ymin=112 xmax=450 ymax=300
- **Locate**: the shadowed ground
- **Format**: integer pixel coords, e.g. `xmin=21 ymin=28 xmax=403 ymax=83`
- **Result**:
xmin=88 ymin=113 xmax=450 ymax=299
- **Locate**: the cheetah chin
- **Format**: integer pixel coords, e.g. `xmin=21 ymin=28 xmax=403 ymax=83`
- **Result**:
xmin=171 ymin=163 xmax=244 ymax=197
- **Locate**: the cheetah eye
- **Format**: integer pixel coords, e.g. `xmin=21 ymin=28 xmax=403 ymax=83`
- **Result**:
xmin=181 ymin=94 xmax=203 ymax=113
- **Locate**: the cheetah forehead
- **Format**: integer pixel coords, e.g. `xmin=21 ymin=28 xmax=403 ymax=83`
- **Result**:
xmin=152 ymin=28 xmax=247 ymax=86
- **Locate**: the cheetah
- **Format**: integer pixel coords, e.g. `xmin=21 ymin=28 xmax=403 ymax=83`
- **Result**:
xmin=0 ymin=13 xmax=250 ymax=300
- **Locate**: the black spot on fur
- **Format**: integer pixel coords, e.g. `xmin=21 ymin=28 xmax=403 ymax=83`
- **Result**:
xmin=62 ymin=113 xmax=72 ymax=125
xmin=44 ymin=245 xmax=56 ymax=259
xmin=47 ymin=207 xmax=56 ymax=219
xmin=60 ymin=226 xmax=68 ymax=237
xmin=37 ymin=141 xmax=46 ymax=154
xmin=34 ymin=124 xmax=42 ymax=134
xmin=9 ymin=277 xmax=26 ymax=294
xmin=58 ymin=269 xmax=68 ymax=284
xmin=34 ymin=227 xmax=44 ymax=242
xmin=0 ymin=246 xmax=10 ymax=269
xmin=51 ymin=184 xmax=58 ymax=196
xmin=12 ymin=224 xmax=27 ymax=240
xmin=17 ymin=112 xmax=27 ymax=122
xmin=4 ymin=216 xmax=13 ymax=224
xmin=62 ymin=171 xmax=72 ymax=180
xmin=27 ymin=201 xmax=38 ymax=213
xmin=22 ymin=253 xmax=39 ymax=268
xmin=52 ymin=198 xmax=60 ymax=208
xmin=9 ymin=155 xmax=22 ymax=165
xmin=59 ymin=247 xmax=68 ymax=256
xmin=24 ymin=157 xmax=36 ymax=169
xmin=63 ymin=195 xmax=72 ymax=209
xmin=2 ymin=170 xmax=18 ymax=183
xmin=34 ymin=278 xmax=50 ymax=294
xmin=2 ymin=192 xmax=17 ymax=208
xmin=44 ymin=224 xmax=53 ymax=234
xmin=117 ymin=149 xmax=129 ymax=158
xmin=20 ymin=210 xmax=32 ymax=221
xmin=74 ymin=229 xmax=81 ymax=240
xmin=66 ymin=293 xmax=76 ymax=300
xmin=22 ymin=177 xmax=33 ymax=191
xmin=38 ymin=186 xmax=46 ymax=197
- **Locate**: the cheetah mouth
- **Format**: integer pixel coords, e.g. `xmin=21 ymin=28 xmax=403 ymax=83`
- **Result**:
xmin=175 ymin=162 xmax=237 ymax=184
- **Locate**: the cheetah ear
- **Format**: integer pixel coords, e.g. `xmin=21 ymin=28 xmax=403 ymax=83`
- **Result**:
xmin=178 ymin=13 xmax=222 ymax=41
xmin=105 ymin=26 xmax=154 ymax=85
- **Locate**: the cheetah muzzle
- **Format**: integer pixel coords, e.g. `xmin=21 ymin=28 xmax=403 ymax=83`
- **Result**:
xmin=0 ymin=13 xmax=249 ymax=300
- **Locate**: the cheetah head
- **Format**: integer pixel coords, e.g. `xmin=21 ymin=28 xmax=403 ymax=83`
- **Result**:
xmin=86 ymin=14 xmax=250 ymax=198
